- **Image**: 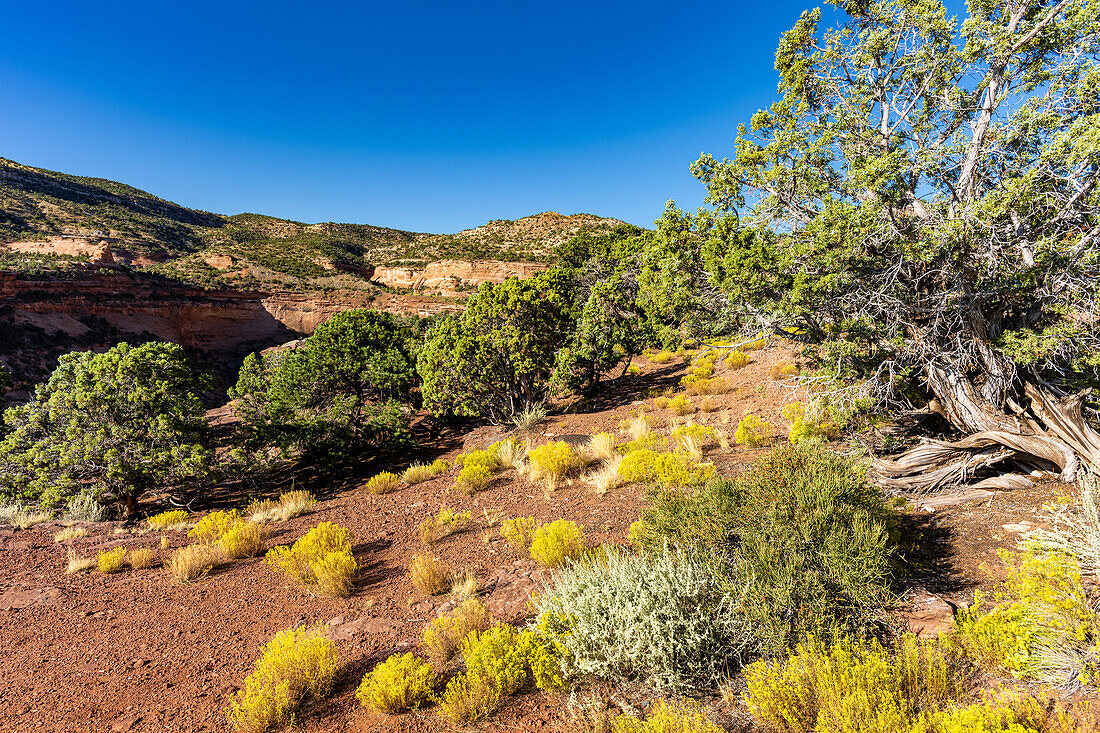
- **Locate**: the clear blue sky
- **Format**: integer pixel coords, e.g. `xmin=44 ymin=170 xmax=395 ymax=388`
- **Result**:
xmin=1 ymin=1 xmax=841 ymax=233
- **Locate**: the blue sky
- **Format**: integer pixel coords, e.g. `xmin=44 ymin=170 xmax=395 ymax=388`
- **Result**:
xmin=1 ymin=1 xmax=843 ymax=233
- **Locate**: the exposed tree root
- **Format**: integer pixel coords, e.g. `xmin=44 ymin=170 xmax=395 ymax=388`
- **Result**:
xmin=872 ymin=370 xmax=1100 ymax=494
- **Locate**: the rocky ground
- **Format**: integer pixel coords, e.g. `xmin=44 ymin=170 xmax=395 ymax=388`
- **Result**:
xmin=0 ymin=344 xmax=1069 ymax=733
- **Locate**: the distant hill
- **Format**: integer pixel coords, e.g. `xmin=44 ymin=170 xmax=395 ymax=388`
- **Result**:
xmin=0 ymin=157 xmax=628 ymax=288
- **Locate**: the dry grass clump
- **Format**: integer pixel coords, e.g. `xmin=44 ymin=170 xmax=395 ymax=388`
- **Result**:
xmin=492 ymin=438 xmax=529 ymax=471
xmin=227 ymin=626 xmax=340 ymax=733
xmin=450 ymin=570 xmax=478 ymax=600
xmin=54 ymin=526 xmax=88 ymax=543
xmin=128 ymin=547 xmax=156 ymax=569
xmin=96 ymin=546 xmax=126 ymax=573
xmin=500 ymin=516 xmax=539 ymax=553
xmin=512 ymin=403 xmax=549 ymax=432
xmin=366 ymin=471 xmax=401 ymax=495
xmin=620 ymin=413 xmax=656 ymax=441
xmin=221 ymin=521 xmax=267 ymax=559
xmin=421 ymin=598 xmax=490 ymax=668
xmin=588 ymin=432 xmax=618 ymax=462
xmin=168 ymin=543 xmax=225 ymax=583
xmin=587 ymin=454 xmax=625 ymax=494
xmin=409 ymin=553 xmax=453 ymax=596
xmin=402 ymin=463 xmax=435 ymax=485
xmin=0 ymin=505 xmax=54 ymax=529
xmin=266 ymin=522 xmax=358 ymax=598
xmin=653 ymin=395 xmax=670 ymax=410
xmin=248 ymin=490 xmax=317 ymax=523
xmin=66 ymin=550 xmax=96 ymax=573
xmin=276 ymin=490 xmax=316 ymax=518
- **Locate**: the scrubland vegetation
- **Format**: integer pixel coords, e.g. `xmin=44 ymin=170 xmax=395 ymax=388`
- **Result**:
xmin=2 ymin=0 xmax=1099 ymax=732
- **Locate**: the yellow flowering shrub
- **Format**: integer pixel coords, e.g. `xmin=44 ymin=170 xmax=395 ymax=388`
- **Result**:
xmin=955 ymin=546 xmax=1099 ymax=684
xmin=649 ymin=350 xmax=674 ymax=364
xmin=612 ymin=699 xmax=723 ymax=733
xmin=725 ymin=350 xmax=750 ymax=369
xmin=670 ymin=424 xmax=718 ymax=453
xmin=429 ymin=458 xmax=450 ymax=474
xmin=500 ymin=516 xmax=539 ymax=553
xmin=617 ymin=449 xmax=715 ymax=487
xmin=421 ymin=598 xmax=490 ymax=667
xmin=147 ymin=510 xmax=189 ymax=529
xmin=366 ymin=471 xmax=401 ymax=494
xmin=190 ymin=510 xmax=242 ymax=543
xmin=227 ymin=626 xmax=340 ymax=733
xmin=743 ymin=635 xmax=973 ymax=733
xmin=618 ymin=431 xmax=666 ymax=453
xmin=220 ymin=521 xmax=266 ymax=558
xmin=456 ymin=463 xmax=493 ymax=493
xmin=528 ymin=441 xmax=577 ymax=488
xmin=667 ymin=394 xmax=696 ymax=415
xmin=355 ymin=652 xmax=435 ymax=713
xmin=529 ymin=519 xmax=585 ymax=567
xmin=735 ymin=414 xmax=771 ymax=446
xmin=265 ymin=522 xmax=358 ymax=597
xmin=783 ymin=401 xmax=836 ymax=444
xmin=96 ymin=546 xmax=126 ymax=573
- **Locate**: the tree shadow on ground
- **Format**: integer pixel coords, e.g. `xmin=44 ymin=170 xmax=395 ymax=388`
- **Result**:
xmin=563 ymin=362 xmax=685 ymax=415
xmin=894 ymin=510 xmax=972 ymax=597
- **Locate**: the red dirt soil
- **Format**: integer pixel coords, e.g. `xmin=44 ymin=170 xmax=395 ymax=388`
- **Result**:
xmin=0 ymin=344 xmax=1066 ymax=732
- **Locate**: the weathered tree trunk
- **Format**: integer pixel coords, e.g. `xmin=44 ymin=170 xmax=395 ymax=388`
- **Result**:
xmin=872 ymin=365 xmax=1100 ymax=493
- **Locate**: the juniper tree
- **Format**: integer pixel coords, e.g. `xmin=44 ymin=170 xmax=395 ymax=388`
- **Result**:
xmin=693 ymin=0 xmax=1100 ymax=489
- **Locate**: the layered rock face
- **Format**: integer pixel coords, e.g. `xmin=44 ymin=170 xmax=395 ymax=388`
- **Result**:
xmin=370 ymin=259 xmax=548 ymax=294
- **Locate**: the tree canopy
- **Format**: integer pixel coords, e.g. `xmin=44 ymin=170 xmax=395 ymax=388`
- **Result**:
xmin=230 ymin=309 xmax=418 ymax=460
xmin=687 ymin=0 xmax=1100 ymax=488
xmin=0 ymin=342 xmax=211 ymax=516
xmin=419 ymin=269 xmax=575 ymax=422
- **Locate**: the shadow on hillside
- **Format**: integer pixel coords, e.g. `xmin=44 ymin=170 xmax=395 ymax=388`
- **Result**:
xmin=564 ymin=362 xmax=686 ymax=415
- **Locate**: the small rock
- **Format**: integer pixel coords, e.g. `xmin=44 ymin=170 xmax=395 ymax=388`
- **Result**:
xmin=1002 ymin=521 xmax=1035 ymax=533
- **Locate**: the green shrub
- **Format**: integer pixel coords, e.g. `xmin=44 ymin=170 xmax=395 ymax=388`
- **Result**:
xmin=355 ymin=652 xmax=435 ymax=713
xmin=633 ymin=443 xmax=895 ymax=651
xmin=529 ymin=519 xmax=585 ymax=566
xmin=536 ymin=545 xmax=756 ymax=691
